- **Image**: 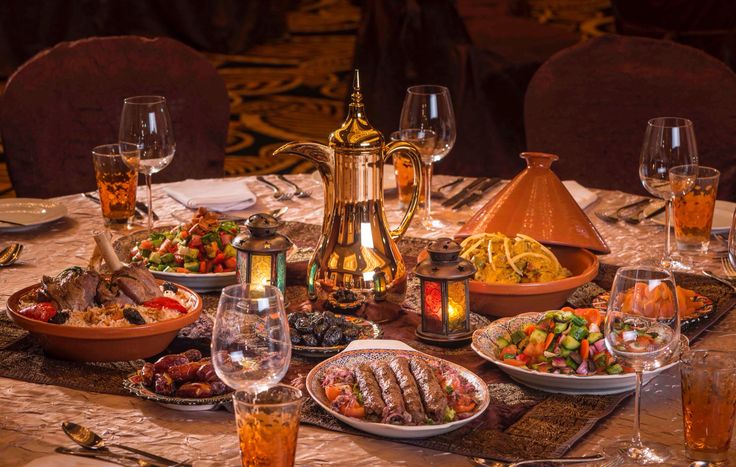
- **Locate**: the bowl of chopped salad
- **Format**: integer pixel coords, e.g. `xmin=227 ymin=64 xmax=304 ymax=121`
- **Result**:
xmin=472 ymin=308 xmax=686 ymax=395
xmin=114 ymin=209 xmax=240 ymax=292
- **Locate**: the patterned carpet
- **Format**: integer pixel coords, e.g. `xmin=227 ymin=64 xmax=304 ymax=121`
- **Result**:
xmin=0 ymin=0 xmax=612 ymax=198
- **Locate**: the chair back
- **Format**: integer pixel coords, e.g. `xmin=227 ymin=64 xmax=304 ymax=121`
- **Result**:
xmin=525 ymin=35 xmax=736 ymax=199
xmin=0 ymin=36 xmax=229 ymax=198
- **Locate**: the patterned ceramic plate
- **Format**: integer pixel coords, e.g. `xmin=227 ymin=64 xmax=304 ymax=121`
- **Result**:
xmin=284 ymin=314 xmax=382 ymax=358
xmin=306 ymin=348 xmax=490 ymax=439
xmin=123 ymin=374 xmax=233 ymax=411
xmin=591 ymin=291 xmax=713 ymax=326
xmin=472 ymin=312 xmax=687 ymax=395
xmin=113 ymin=226 xmax=237 ymax=293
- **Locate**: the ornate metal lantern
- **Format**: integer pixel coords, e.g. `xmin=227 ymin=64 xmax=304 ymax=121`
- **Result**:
xmin=231 ymin=213 xmax=292 ymax=293
xmin=414 ymin=238 xmax=476 ymax=345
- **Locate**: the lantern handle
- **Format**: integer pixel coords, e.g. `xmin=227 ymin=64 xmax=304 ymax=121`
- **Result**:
xmin=383 ymin=140 xmax=423 ymax=240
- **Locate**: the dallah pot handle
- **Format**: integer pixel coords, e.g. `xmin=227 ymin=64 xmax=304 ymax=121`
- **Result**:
xmin=383 ymin=141 xmax=423 ymax=241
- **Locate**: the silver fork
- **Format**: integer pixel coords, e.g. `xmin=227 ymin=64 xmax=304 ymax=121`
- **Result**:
xmin=277 ymin=174 xmax=311 ymax=198
xmin=256 ymin=176 xmax=293 ymax=201
xmin=722 ymin=257 xmax=736 ymax=278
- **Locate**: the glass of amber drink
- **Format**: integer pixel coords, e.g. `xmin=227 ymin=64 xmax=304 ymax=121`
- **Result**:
xmin=390 ymin=131 xmax=425 ymax=207
xmin=672 ymin=166 xmax=719 ymax=254
xmin=92 ymin=144 xmax=138 ymax=226
xmin=233 ymin=384 xmax=303 ymax=467
xmin=680 ymin=349 xmax=736 ymax=462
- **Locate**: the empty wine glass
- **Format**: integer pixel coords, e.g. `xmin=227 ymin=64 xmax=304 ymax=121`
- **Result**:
xmin=639 ymin=117 xmax=698 ymax=269
xmin=399 ymin=85 xmax=456 ymax=230
xmin=118 ymin=96 xmax=176 ymax=231
xmin=211 ymin=284 xmax=291 ymax=393
xmin=604 ymin=266 xmax=681 ymax=464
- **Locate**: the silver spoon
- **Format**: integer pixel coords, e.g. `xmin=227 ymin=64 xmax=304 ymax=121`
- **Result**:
xmin=471 ymin=453 xmax=605 ymax=466
xmin=55 ymin=447 xmax=159 ymax=466
xmin=0 ymin=243 xmax=23 ymax=267
xmin=62 ymin=422 xmax=189 ymax=467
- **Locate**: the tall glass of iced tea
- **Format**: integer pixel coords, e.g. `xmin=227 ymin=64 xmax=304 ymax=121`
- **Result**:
xmin=233 ymin=385 xmax=303 ymax=467
xmin=680 ymin=349 xmax=736 ymax=463
xmin=672 ymin=166 xmax=719 ymax=254
xmin=92 ymin=144 xmax=138 ymax=226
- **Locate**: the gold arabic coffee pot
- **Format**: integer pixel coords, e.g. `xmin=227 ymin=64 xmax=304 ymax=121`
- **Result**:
xmin=273 ymin=70 xmax=423 ymax=305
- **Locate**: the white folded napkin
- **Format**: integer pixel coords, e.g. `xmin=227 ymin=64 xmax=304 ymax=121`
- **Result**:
xmin=563 ymin=180 xmax=598 ymax=209
xmin=164 ymin=178 xmax=256 ymax=211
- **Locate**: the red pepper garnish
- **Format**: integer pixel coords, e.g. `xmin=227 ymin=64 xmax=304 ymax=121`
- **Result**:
xmin=142 ymin=297 xmax=188 ymax=314
xmin=19 ymin=302 xmax=57 ymax=322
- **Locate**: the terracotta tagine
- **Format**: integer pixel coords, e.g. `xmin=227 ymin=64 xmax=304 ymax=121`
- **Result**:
xmin=456 ymin=152 xmax=610 ymax=254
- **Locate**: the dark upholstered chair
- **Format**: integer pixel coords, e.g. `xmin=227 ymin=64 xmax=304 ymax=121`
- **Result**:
xmin=0 ymin=36 xmax=229 ymax=198
xmin=524 ymin=35 xmax=736 ymax=199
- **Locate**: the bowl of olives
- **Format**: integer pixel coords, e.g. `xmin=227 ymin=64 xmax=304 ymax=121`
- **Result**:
xmin=286 ymin=311 xmax=382 ymax=358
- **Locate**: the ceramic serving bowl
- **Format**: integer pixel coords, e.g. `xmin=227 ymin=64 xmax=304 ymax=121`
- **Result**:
xmin=5 ymin=281 xmax=202 ymax=362
xmin=416 ymin=245 xmax=598 ymax=318
xmin=472 ymin=312 xmax=687 ymax=395
xmin=113 ymin=227 xmax=237 ymax=293
xmin=468 ymin=246 xmax=598 ymax=317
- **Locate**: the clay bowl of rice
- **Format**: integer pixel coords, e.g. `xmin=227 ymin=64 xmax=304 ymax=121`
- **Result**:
xmin=6 ymin=281 xmax=202 ymax=362
xmin=419 ymin=233 xmax=598 ymax=318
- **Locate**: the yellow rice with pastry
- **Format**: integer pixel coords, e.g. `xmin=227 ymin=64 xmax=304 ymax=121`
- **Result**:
xmin=459 ymin=233 xmax=571 ymax=284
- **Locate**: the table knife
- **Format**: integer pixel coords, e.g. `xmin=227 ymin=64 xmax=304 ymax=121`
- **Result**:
xmin=451 ymin=177 xmax=502 ymax=210
xmin=441 ymin=178 xmax=490 ymax=207
xmin=83 ymin=192 xmax=144 ymax=220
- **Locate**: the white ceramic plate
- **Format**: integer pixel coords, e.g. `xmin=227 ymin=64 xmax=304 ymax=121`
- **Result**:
xmin=0 ymin=198 xmax=67 ymax=232
xmin=652 ymin=200 xmax=736 ymax=233
xmin=145 ymin=269 xmax=236 ymax=293
xmin=311 ymin=165 xmax=397 ymax=190
xmin=306 ymin=341 xmax=490 ymax=439
xmin=472 ymin=312 xmax=686 ymax=395
xmin=112 ymin=227 xmax=237 ymax=293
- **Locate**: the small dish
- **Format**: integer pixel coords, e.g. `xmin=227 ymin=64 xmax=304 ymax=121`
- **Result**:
xmin=123 ymin=375 xmax=233 ymax=411
xmin=306 ymin=347 xmax=490 ymax=439
xmin=591 ymin=291 xmax=713 ymax=326
xmin=277 ymin=314 xmax=382 ymax=358
xmin=0 ymin=198 xmax=67 ymax=232
xmin=472 ymin=312 xmax=687 ymax=395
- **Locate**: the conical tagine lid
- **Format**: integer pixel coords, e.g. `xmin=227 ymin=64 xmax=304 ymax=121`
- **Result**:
xmin=456 ymin=152 xmax=610 ymax=254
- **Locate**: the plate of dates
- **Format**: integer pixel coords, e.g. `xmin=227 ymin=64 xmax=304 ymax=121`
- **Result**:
xmin=284 ymin=311 xmax=382 ymax=358
xmin=124 ymin=349 xmax=234 ymax=411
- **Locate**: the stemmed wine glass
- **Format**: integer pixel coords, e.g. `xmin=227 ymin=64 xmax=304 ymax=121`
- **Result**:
xmin=639 ymin=117 xmax=698 ymax=269
xmin=399 ymin=85 xmax=456 ymax=230
xmin=211 ymin=284 xmax=291 ymax=394
xmin=118 ymin=96 xmax=176 ymax=231
xmin=604 ymin=266 xmax=681 ymax=464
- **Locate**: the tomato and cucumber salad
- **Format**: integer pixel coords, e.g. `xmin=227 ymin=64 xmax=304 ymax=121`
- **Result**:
xmin=130 ymin=214 xmax=239 ymax=274
xmin=495 ymin=307 xmax=632 ymax=376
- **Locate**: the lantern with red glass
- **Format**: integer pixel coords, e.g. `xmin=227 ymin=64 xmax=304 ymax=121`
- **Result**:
xmin=231 ymin=213 xmax=292 ymax=294
xmin=415 ymin=238 xmax=476 ymax=345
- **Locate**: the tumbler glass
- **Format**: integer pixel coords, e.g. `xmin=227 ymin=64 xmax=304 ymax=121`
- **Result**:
xmin=91 ymin=144 xmax=138 ymax=226
xmin=680 ymin=349 xmax=736 ymax=462
xmin=233 ymin=384 xmax=303 ymax=467
xmin=672 ymin=166 xmax=719 ymax=254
